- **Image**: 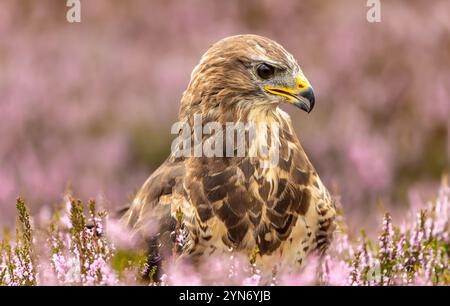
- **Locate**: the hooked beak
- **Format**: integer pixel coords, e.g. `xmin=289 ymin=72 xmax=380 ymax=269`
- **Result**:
xmin=264 ymin=75 xmax=315 ymax=113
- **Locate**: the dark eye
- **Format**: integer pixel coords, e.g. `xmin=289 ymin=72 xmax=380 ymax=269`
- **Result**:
xmin=256 ymin=63 xmax=275 ymax=80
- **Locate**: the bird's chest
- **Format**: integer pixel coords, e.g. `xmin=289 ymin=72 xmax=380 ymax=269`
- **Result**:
xmin=248 ymin=165 xmax=324 ymax=257
xmin=182 ymin=154 xmax=327 ymax=265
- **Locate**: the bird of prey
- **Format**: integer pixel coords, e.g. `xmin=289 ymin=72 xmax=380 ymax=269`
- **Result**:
xmin=122 ymin=34 xmax=336 ymax=279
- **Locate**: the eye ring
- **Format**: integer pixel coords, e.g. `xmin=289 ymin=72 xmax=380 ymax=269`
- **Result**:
xmin=256 ymin=63 xmax=275 ymax=80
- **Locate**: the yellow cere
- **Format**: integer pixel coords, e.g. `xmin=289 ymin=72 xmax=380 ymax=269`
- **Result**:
xmin=295 ymin=75 xmax=310 ymax=90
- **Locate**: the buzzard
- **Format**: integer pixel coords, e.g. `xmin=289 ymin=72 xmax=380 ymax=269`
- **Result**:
xmin=122 ymin=34 xmax=336 ymax=279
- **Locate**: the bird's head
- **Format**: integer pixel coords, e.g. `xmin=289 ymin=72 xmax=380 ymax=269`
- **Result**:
xmin=180 ymin=34 xmax=315 ymax=122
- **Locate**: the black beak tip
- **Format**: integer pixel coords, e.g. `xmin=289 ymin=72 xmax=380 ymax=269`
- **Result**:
xmin=300 ymin=88 xmax=315 ymax=113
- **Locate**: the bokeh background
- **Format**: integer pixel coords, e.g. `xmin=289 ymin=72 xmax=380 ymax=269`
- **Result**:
xmin=1 ymin=0 xmax=449 ymax=233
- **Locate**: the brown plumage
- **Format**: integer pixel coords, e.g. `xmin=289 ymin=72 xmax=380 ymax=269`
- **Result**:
xmin=122 ymin=34 xmax=336 ymax=278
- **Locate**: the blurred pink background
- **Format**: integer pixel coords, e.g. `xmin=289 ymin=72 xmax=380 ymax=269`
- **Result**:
xmin=0 ymin=0 xmax=449 ymax=231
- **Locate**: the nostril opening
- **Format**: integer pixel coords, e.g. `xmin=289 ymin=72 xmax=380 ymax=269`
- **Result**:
xmin=298 ymin=84 xmax=305 ymax=89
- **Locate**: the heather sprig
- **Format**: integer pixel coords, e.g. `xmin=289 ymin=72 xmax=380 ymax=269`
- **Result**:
xmin=49 ymin=198 xmax=118 ymax=285
xmin=0 ymin=198 xmax=37 ymax=285
xmin=13 ymin=198 xmax=37 ymax=285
